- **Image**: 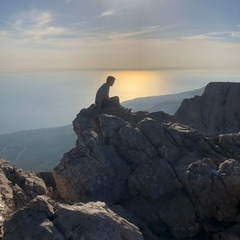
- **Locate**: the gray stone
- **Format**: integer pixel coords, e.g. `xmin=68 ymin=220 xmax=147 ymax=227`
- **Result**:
xmin=0 ymin=159 xmax=48 ymax=237
xmin=175 ymin=82 xmax=240 ymax=134
xmin=54 ymin=129 xmax=131 ymax=204
xmin=3 ymin=196 xmax=144 ymax=240
xmin=185 ymin=158 xmax=240 ymax=221
xmin=55 ymin=104 xmax=240 ymax=239
xmin=212 ymin=223 xmax=240 ymax=240
xmin=128 ymin=157 xmax=182 ymax=199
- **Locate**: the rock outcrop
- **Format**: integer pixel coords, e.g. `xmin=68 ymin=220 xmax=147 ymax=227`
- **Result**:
xmin=175 ymin=82 xmax=240 ymax=134
xmin=3 ymin=195 xmax=144 ymax=240
xmin=0 ymin=160 xmax=48 ymax=237
xmin=3 ymin=81 xmax=240 ymax=239
xmin=53 ymin=105 xmax=240 ymax=239
xmin=72 ymin=104 xmax=176 ymax=137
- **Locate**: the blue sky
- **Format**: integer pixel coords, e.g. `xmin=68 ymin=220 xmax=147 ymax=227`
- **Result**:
xmin=0 ymin=0 xmax=240 ymax=70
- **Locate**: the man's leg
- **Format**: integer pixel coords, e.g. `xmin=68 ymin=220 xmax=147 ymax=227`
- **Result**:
xmin=102 ymin=98 xmax=119 ymax=108
xmin=109 ymin=96 xmax=120 ymax=105
xmin=102 ymin=96 xmax=131 ymax=112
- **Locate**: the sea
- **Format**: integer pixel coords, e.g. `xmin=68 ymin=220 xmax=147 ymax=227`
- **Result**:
xmin=1 ymin=69 xmax=240 ymax=135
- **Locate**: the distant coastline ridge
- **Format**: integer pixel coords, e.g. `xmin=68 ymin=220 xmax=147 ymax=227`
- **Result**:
xmin=122 ymin=86 xmax=205 ymax=114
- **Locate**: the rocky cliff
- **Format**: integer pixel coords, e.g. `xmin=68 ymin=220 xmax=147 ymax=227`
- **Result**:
xmin=2 ymin=82 xmax=240 ymax=240
xmin=3 ymin=196 xmax=144 ymax=240
xmin=1 ymin=160 xmax=146 ymax=240
xmin=53 ymin=105 xmax=240 ymax=239
xmin=0 ymin=160 xmax=48 ymax=238
xmin=175 ymin=82 xmax=240 ymax=134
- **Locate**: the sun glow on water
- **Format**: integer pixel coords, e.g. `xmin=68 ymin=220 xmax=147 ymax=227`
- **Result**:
xmin=109 ymin=70 xmax=168 ymax=102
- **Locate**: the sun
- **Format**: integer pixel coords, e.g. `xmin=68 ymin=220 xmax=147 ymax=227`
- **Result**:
xmin=109 ymin=70 xmax=167 ymax=101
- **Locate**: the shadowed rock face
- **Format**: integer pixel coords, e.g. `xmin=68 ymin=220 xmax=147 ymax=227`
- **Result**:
xmin=175 ymin=82 xmax=240 ymax=134
xmin=0 ymin=160 xmax=48 ymax=237
xmin=53 ymin=105 xmax=240 ymax=239
xmin=3 ymin=196 xmax=144 ymax=240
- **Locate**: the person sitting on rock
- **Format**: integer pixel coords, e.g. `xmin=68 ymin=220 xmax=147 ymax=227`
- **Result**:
xmin=95 ymin=76 xmax=131 ymax=112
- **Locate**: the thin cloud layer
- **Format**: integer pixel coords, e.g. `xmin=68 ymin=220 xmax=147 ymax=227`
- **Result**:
xmin=0 ymin=0 xmax=240 ymax=70
xmin=99 ymin=8 xmax=122 ymax=18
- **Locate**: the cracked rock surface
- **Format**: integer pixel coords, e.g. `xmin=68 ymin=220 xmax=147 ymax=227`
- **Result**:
xmin=0 ymin=160 xmax=48 ymax=237
xmin=175 ymin=82 xmax=240 ymax=134
xmin=53 ymin=104 xmax=240 ymax=239
xmin=3 ymin=195 xmax=144 ymax=240
xmin=3 ymin=83 xmax=240 ymax=240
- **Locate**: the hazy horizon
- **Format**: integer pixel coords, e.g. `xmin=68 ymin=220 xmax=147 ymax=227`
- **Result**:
xmin=1 ymin=69 xmax=240 ymax=135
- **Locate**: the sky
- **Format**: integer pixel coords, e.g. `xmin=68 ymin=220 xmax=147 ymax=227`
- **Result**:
xmin=0 ymin=0 xmax=240 ymax=70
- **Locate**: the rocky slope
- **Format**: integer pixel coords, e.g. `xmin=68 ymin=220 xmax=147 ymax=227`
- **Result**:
xmin=0 ymin=160 xmax=48 ymax=238
xmin=175 ymin=82 xmax=240 ymax=134
xmin=3 ymin=196 xmax=144 ymax=240
xmin=2 ymin=82 xmax=240 ymax=239
xmin=53 ymin=103 xmax=240 ymax=239
xmin=0 ymin=125 xmax=75 ymax=172
xmin=1 ymin=160 xmax=146 ymax=240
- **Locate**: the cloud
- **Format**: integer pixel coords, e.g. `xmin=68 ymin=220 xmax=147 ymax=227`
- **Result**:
xmin=0 ymin=29 xmax=7 ymax=37
xmin=182 ymin=31 xmax=240 ymax=42
xmin=98 ymin=9 xmax=121 ymax=18
xmin=6 ymin=9 xmax=68 ymax=41
xmin=14 ymin=9 xmax=52 ymax=28
xmin=231 ymin=32 xmax=240 ymax=38
xmin=106 ymin=26 xmax=161 ymax=40
xmin=1 ymin=5 xmax=240 ymax=71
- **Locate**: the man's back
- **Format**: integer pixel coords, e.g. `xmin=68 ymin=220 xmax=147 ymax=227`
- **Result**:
xmin=95 ymin=83 xmax=109 ymax=104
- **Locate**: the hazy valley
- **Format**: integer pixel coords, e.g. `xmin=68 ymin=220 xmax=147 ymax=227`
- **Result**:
xmin=0 ymin=86 xmax=205 ymax=172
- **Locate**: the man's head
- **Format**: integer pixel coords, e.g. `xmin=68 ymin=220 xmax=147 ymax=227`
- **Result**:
xmin=106 ymin=76 xmax=115 ymax=86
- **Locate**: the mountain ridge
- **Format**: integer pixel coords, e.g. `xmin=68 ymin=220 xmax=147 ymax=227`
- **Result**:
xmin=176 ymin=82 xmax=240 ymax=134
xmin=0 ymin=124 xmax=76 ymax=172
xmin=122 ymin=86 xmax=205 ymax=114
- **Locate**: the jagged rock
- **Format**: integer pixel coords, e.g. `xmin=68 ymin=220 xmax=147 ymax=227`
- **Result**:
xmin=37 ymin=172 xmax=61 ymax=200
xmin=0 ymin=159 xmax=48 ymax=237
xmin=0 ymin=169 xmax=13 ymax=238
xmin=212 ymin=222 xmax=240 ymax=240
xmin=54 ymin=104 xmax=240 ymax=239
xmin=92 ymin=114 xmax=158 ymax=167
xmin=128 ymin=157 xmax=182 ymax=199
xmin=175 ymin=82 xmax=240 ymax=134
xmin=185 ymin=158 xmax=240 ymax=227
xmin=73 ymin=105 xmax=175 ymax=136
xmin=54 ymin=129 xmax=131 ymax=204
xmin=156 ymin=190 xmax=201 ymax=239
xmin=217 ymin=133 xmax=240 ymax=160
xmin=3 ymin=82 xmax=240 ymax=239
xmin=121 ymin=191 xmax=201 ymax=239
xmin=218 ymin=159 xmax=240 ymax=197
xmin=3 ymin=195 xmax=144 ymax=240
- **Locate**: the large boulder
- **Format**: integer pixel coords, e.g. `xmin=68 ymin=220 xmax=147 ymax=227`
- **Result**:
xmin=54 ymin=129 xmax=131 ymax=204
xmin=3 ymin=195 xmax=144 ymax=240
xmin=120 ymin=191 xmax=201 ymax=239
xmin=54 ymin=104 xmax=240 ymax=239
xmin=72 ymin=105 xmax=176 ymax=136
xmin=175 ymin=82 xmax=240 ymax=134
xmin=185 ymin=158 xmax=240 ymax=235
xmin=0 ymin=160 xmax=48 ymax=237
